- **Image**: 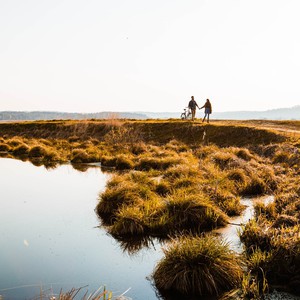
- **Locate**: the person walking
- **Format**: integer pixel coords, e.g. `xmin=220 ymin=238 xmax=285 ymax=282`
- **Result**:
xmin=188 ymin=96 xmax=199 ymax=121
xmin=200 ymin=99 xmax=212 ymax=123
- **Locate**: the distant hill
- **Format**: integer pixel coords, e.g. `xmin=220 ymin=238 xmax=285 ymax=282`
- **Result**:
xmin=212 ymin=105 xmax=300 ymax=120
xmin=0 ymin=106 xmax=299 ymax=121
xmin=137 ymin=106 xmax=300 ymax=120
xmin=0 ymin=111 xmax=148 ymax=121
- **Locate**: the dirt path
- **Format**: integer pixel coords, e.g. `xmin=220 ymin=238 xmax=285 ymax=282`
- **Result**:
xmin=213 ymin=120 xmax=300 ymax=138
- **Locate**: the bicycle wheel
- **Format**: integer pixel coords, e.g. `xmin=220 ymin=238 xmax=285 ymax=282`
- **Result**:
xmin=180 ymin=113 xmax=186 ymax=120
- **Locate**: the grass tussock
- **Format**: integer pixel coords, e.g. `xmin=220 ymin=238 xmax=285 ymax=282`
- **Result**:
xmin=163 ymin=191 xmax=228 ymax=233
xmin=153 ymin=235 xmax=243 ymax=298
xmin=70 ymin=148 xmax=101 ymax=163
xmin=240 ymin=216 xmax=300 ymax=295
xmin=0 ymin=143 xmax=11 ymax=152
xmin=12 ymin=143 xmax=30 ymax=156
xmin=28 ymin=145 xmax=48 ymax=158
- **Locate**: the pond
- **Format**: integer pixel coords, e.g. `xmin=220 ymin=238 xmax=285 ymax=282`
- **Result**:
xmin=0 ymin=158 xmax=163 ymax=300
xmin=2 ymin=158 xmax=298 ymax=300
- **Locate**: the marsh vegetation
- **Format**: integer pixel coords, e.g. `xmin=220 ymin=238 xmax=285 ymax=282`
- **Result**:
xmin=0 ymin=119 xmax=299 ymax=299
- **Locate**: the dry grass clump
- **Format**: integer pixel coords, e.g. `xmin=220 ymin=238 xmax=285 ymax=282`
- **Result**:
xmin=27 ymin=145 xmax=60 ymax=163
xmin=274 ymin=188 xmax=299 ymax=216
xmin=155 ymin=180 xmax=171 ymax=196
xmin=241 ymin=252 xmax=270 ymax=299
xmin=129 ymin=141 xmax=147 ymax=155
xmin=7 ymin=137 xmax=24 ymax=147
xmin=271 ymin=214 xmax=298 ymax=228
xmin=257 ymin=144 xmax=299 ymax=169
xmin=70 ymin=149 xmax=94 ymax=163
xmin=205 ymin=186 xmax=244 ymax=216
xmin=272 ymin=150 xmax=291 ymax=164
xmin=153 ymin=235 xmax=243 ymax=298
xmin=254 ymin=201 xmax=277 ymax=219
xmin=212 ymin=151 xmax=238 ymax=170
xmin=239 ymin=219 xmax=272 ymax=253
xmin=236 ymin=164 xmax=277 ymax=196
xmin=162 ymin=191 xmax=228 ymax=233
xmin=172 ymin=176 xmax=198 ymax=188
xmin=227 ymin=168 xmax=248 ymax=184
xmin=100 ymin=155 xmax=116 ymax=167
xmin=28 ymin=145 xmax=48 ymax=158
xmin=136 ymin=156 xmax=181 ymax=171
xmin=38 ymin=138 xmax=53 ymax=146
xmin=115 ymin=154 xmax=134 ymax=170
xmin=12 ymin=143 xmax=30 ymax=156
xmin=0 ymin=143 xmax=11 ymax=152
xmin=194 ymin=144 xmax=219 ymax=159
xmin=165 ymin=139 xmax=189 ymax=152
xmin=109 ymin=198 xmax=164 ymax=237
xmin=234 ymin=148 xmax=253 ymax=161
xmin=164 ymin=163 xmax=199 ymax=180
xmin=240 ymin=216 xmax=300 ymax=295
xmin=240 ymin=171 xmax=300 ymax=295
xmin=109 ymin=205 xmax=148 ymax=237
xmin=241 ymin=175 xmax=268 ymax=196
xmin=96 ymin=176 xmax=156 ymax=223
xmin=219 ymin=196 xmax=244 ymax=217
xmin=255 ymin=144 xmax=280 ymax=158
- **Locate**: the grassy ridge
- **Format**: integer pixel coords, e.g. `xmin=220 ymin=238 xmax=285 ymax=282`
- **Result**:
xmin=0 ymin=119 xmax=287 ymax=146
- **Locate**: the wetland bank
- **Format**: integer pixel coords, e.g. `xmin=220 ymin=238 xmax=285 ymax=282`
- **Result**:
xmin=0 ymin=119 xmax=299 ymax=299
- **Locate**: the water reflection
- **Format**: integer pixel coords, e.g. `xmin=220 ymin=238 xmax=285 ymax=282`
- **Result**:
xmin=110 ymin=234 xmax=167 ymax=255
xmin=71 ymin=162 xmax=90 ymax=172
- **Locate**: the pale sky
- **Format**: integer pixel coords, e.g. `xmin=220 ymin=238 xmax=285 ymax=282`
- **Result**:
xmin=1 ymin=0 xmax=300 ymax=113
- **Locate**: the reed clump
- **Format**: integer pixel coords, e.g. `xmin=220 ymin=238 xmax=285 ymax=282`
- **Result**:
xmin=254 ymin=201 xmax=277 ymax=219
xmin=153 ymin=235 xmax=243 ymax=299
xmin=96 ymin=171 xmax=159 ymax=224
xmin=71 ymin=149 xmax=93 ymax=163
xmin=162 ymin=191 xmax=228 ymax=234
xmin=115 ymin=154 xmax=135 ymax=170
xmin=235 ymin=148 xmax=254 ymax=161
xmin=0 ymin=143 xmax=11 ymax=152
xmin=7 ymin=137 xmax=24 ymax=147
xmin=136 ymin=156 xmax=181 ymax=171
xmin=28 ymin=145 xmax=48 ymax=158
xmin=12 ymin=143 xmax=30 ymax=156
xmin=240 ymin=217 xmax=300 ymax=295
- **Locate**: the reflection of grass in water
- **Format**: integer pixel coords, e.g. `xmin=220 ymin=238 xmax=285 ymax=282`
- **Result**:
xmin=111 ymin=235 xmax=166 ymax=254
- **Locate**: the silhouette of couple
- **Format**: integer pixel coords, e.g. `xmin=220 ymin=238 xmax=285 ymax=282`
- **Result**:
xmin=188 ymin=96 xmax=212 ymax=122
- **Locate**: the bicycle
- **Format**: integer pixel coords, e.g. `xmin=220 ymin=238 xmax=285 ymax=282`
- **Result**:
xmin=180 ymin=108 xmax=192 ymax=120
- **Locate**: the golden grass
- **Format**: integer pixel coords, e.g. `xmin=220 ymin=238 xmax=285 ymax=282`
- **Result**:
xmin=153 ymin=235 xmax=243 ymax=298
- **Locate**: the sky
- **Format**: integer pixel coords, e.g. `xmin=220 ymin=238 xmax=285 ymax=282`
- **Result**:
xmin=1 ymin=0 xmax=300 ymax=113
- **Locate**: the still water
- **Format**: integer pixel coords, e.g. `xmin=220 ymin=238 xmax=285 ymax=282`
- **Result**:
xmin=0 ymin=158 xmax=163 ymax=299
